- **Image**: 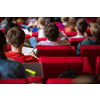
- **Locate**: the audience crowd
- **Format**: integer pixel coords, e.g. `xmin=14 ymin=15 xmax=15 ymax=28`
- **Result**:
xmin=0 ymin=17 xmax=100 ymax=84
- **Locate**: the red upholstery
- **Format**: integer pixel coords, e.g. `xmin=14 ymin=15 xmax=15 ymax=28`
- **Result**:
xmin=71 ymin=46 xmax=77 ymax=56
xmin=39 ymin=56 xmax=93 ymax=83
xmin=64 ymin=32 xmax=77 ymax=37
xmin=25 ymin=34 xmax=31 ymax=39
xmin=55 ymin=22 xmax=62 ymax=26
xmin=69 ymin=37 xmax=94 ymax=49
xmin=95 ymin=57 xmax=100 ymax=75
xmin=85 ymin=18 xmax=96 ymax=24
xmin=59 ymin=28 xmax=65 ymax=31
xmin=28 ymin=76 xmax=43 ymax=84
xmin=36 ymin=38 xmax=47 ymax=42
xmin=32 ymin=32 xmax=38 ymax=37
xmin=85 ymin=28 xmax=92 ymax=36
xmin=83 ymin=57 xmax=93 ymax=74
xmin=0 ymin=78 xmax=28 ymax=84
xmin=36 ymin=45 xmax=75 ymax=57
xmin=6 ymin=45 xmax=11 ymax=52
xmin=46 ymin=78 xmax=74 ymax=84
xmin=80 ymin=45 xmax=100 ymax=73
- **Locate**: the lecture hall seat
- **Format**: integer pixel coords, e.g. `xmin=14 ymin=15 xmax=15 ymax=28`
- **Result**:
xmin=46 ymin=78 xmax=74 ymax=84
xmin=36 ymin=45 xmax=77 ymax=57
xmin=39 ymin=56 xmax=93 ymax=83
xmin=80 ymin=45 xmax=100 ymax=73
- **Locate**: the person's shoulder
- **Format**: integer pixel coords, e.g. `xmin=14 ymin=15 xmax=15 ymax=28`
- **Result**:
xmin=37 ymin=40 xmax=46 ymax=45
xmin=0 ymin=58 xmax=22 ymax=68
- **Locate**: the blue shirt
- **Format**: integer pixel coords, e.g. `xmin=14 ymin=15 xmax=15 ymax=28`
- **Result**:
xmin=0 ymin=58 xmax=26 ymax=79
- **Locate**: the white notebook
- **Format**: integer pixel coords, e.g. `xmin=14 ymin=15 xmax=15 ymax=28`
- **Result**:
xmin=22 ymin=47 xmax=37 ymax=55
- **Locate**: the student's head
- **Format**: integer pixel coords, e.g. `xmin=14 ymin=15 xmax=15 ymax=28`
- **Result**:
xmin=66 ymin=17 xmax=79 ymax=32
xmin=5 ymin=17 xmax=13 ymax=22
xmin=6 ymin=27 xmax=25 ymax=48
xmin=4 ymin=22 xmax=18 ymax=35
xmin=73 ymin=74 xmax=99 ymax=84
xmin=38 ymin=17 xmax=45 ymax=28
xmin=96 ymin=17 xmax=100 ymax=25
xmin=76 ymin=18 xmax=88 ymax=34
xmin=90 ymin=23 xmax=100 ymax=42
xmin=0 ymin=30 xmax=7 ymax=59
xmin=61 ymin=17 xmax=68 ymax=23
xmin=44 ymin=22 xmax=59 ymax=41
xmin=45 ymin=17 xmax=55 ymax=25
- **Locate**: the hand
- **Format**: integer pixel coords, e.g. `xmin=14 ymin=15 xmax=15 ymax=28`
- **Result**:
xmin=29 ymin=51 xmax=36 ymax=57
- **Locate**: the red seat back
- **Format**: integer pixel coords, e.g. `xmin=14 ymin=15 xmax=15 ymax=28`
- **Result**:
xmin=64 ymin=32 xmax=77 ymax=37
xmin=95 ymin=57 xmax=100 ymax=75
xmin=69 ymin=37 xmax=94 ymax=49
xmin=36 ymin=45 xmax=71 ymax=57
xmin=46 ymin=78 xmax=74 ymax=84
xmin=39 ymin=57 xmax=84 ymax=83
xmin=80 ymin=45 xmax=100 ymax=72
xmin=6 ymin=45 xmax=11 ymax=52
xmin=0 ymin=78 xmax=28 ymax=84
xmin=28 ymin=76 xmax=43 ymax=84
xmin=36 ymin=38 xmax=47 ymax=42
xmin=85 ymin=28 xmax=92 ymax=36
xmin=25 ymin=34 xmax=31 ymax=39
xmin=32 ymin=32 xmax=38 ymax=37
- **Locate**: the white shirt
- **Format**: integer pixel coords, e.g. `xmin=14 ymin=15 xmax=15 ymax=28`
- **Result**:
xmin=70 ymin=35 xmax=85 ymax=38
xmin=37 ymin=39 xmax=72 ymax=51
xmin=38 ymin=29 xmax=45 ymax=38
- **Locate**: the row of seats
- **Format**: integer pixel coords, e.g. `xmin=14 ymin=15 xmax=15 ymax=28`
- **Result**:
xmin=39 ymin=57 xmax=93 ymax=83
xmin=6 ymin=45 xmax=100 ymax=75
xmin=0 ymin=76 xmax=43 ymax=84
xmin=25 ymin=28 xmax=92 ymax=39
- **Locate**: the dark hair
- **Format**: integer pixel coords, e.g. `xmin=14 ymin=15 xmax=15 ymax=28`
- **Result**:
xmin=0 ymin=30 xmax=7 ymax=59
xmin=44 ymin=22 xmax=59 ymax=41
xmin=76 ymin=18 xmax=88 ymax=34
xmin=5 ymin=17 xmax=13 ymax=22
xmin=45 ymin=17 xmax=55 ymax=24
xmin=58 ymin=69 xmax=78 ymax=78
xmin=90 ymin=23 xmax=100 ymax=42
xmin=4 ymin=22 xmax=18 ymax=35
xmin=7 ymin=27 xmax=25 ymax=48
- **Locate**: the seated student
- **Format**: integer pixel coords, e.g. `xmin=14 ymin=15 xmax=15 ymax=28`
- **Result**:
xmin=65 ymin=17 xmax=78 ymax=32
xmin=0 ymin=30 xmax=26 ymax=79
xmin=37 ymin=23 xmax=72 ymax=50
xmin=5 ymin=27 xmax=39 ymax=62
xmin=29 ymin=18 xmax=68 ymax=48
xmin=4 ymin=22 xmax=31 ymax=47
xmin=70 ymin=18 xmax=88 ymax=38
xmin=38 ymin=17 xmax=45 ymax=38
xmin=59 ymin=17 xmax=68 ymax=28
xmin=77 ymin=23 xmax=100 ymax=55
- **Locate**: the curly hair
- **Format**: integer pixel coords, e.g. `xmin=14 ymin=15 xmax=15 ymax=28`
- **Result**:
xmin=44 ymin=22 xmax=59 ymax=41
xmin=7 ymin=27 xmax=25 ymax=48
